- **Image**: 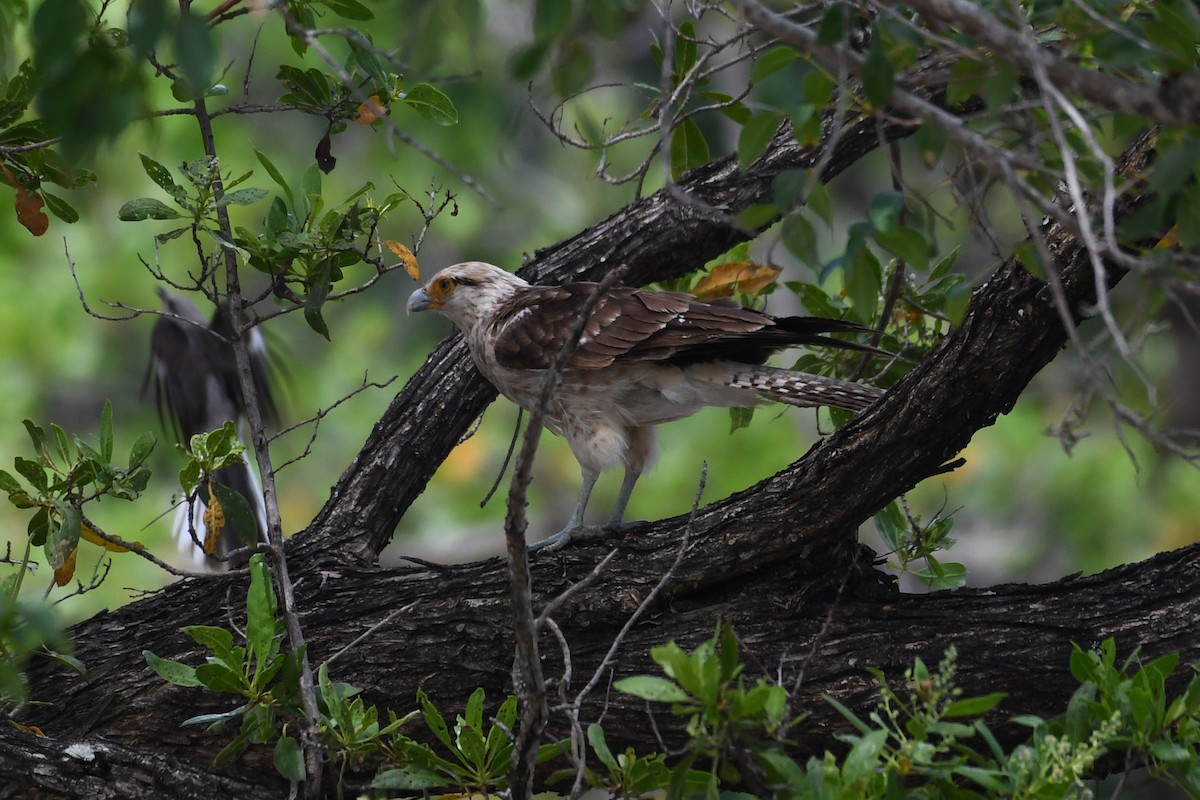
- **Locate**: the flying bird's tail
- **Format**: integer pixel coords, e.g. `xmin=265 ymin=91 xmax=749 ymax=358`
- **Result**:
xmin=727 ymin=365 xmax=883 ymax=413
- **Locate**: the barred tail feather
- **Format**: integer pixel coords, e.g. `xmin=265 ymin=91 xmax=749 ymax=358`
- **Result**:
xmin=727 ymin=365 xmax=882 ymax=413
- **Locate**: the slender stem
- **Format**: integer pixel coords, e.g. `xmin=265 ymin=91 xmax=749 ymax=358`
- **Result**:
xmin=190 ymin=88 xmax=324 ymax=795
xmin=9 ymin=538 xmax=32 ymax=601
xmin=503 ymin=266 xmax=628 ymax=798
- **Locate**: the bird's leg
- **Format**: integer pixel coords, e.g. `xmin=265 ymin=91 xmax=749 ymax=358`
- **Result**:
xmin=604 ymin=465 xmax=641 ymax=530
xmin=604 ymin=425 xmax=653 ymax=531
xmin=530 ymin=466 xmax=601 ymax=552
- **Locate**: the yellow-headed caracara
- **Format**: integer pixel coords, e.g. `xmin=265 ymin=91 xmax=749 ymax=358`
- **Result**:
xmin=408 ymin=261 xmax=884 ymax=550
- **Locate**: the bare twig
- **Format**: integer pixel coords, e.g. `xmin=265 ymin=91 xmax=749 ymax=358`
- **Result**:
xmin=78 ymin=514 xmax=252 ymax=579
xmin=270 ymin=373 xmax=399 ymax=472
xmin=503 ymin=264 xmax=629 ymax=799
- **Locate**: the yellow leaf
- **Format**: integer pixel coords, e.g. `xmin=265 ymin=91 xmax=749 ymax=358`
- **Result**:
xmin=203 ymin=485 xmax=224 ymax=556
xmin=386 ymin=240 xmax=420 ymax=281
xmin=54 ymin=546 xmax=77 ymax=587
xmin=1156 ymin=225 xmax=1180 ymax=249
xmin=9 ymin=721 xmax=44 ymax=736
xmin=80 ymin=523 xmax=132 ymax=553
xmin=356 ymin=95 xmax=387 ymax=125
xmin=692 ymin=261 xmax=782 ymax=300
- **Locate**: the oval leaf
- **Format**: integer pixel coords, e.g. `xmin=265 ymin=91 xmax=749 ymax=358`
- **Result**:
xmin=613 ymin=675 xmax=691 ymax=703
xmin=402 ymin=83 xmax=457 ymax=126
xmin=118 ymin=198 xmax=183 ymax=221
xmin=144 ymin=650 xmax=202 ymax=687
xmin=274 ymin=734 xmax=306 ymax=782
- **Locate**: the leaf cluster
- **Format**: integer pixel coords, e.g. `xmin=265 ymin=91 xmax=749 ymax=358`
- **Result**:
xmin=174 ymin=422 xmax=259 ymax=554
xmin=144 ymin=554 xmax=311 ymax=777
xmin=608 ymin=630 xmax=1200 ymax=800
xmin=0 ymin=401 xmax=153 ymax=591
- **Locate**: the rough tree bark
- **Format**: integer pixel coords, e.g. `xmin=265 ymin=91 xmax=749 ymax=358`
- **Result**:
xmin=1 ymin=107 xmax=1185 ymax=799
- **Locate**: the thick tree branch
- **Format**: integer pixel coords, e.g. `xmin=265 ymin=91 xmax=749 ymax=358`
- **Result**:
xmin=296 ymin=108 xmax=916 ymax=566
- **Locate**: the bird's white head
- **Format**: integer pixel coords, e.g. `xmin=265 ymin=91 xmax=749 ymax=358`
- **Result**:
xmin=407 ymin=261 xmax=529 ymax=332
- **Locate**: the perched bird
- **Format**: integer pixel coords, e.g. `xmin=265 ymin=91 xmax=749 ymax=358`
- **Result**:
xmin=147 ymin=288 xmax=276 ymax=568
xmin=408 ymin=261 xmax=885 ymax=550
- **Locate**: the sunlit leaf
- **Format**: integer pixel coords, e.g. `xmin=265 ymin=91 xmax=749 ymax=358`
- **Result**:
xmin=692 ymin=261 xmax=781 ymax=300
xmin=385 ymin=240 xmax=420 ymax=280
xmin=80 ymin=522 xmax=134 ymax=553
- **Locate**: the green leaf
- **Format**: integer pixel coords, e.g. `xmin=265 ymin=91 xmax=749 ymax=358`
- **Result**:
xmin=943 ymin=692 xmax=1006 ymax=718
xmin=274 ymin=734 xmax=306 ymax=781
xmin=861 ymin=34 xmax=894 ymax=107
xmin=246 ymin=553 xmax=278 ymax=675
xmin=183 ymin=624 xmax=234 ymax=657
xmin=51 ymin=423 xmax=70 ymax=464
xmin=0 ymin=469 xmax=20 ymax=494
xmin=612 ymin=675 xmax=691 ymax=703
xmin=210 ymin=480 xmax=261 ymax=547
xmin=867 ymin=191 xmax=904 ymax=233
xmin=402 ymin=83 xmax=457 ymax=125
xmin=14 ymin=457 xmax=46 ymax=492
xmin=99 ymin=400 xmax=113 ymax=462
xmin=28 ymin=507 xmax=50 ymax=546
xmin=118 ymin=198 xmax=183 ymax=222
xmin=875 ymin=226 xmax=929 ymax=272
xmin=1149 ymin=137 xmax=1200 ymax=197
xmin=669 ymin=118 xmax=709 ymax=181
xmin=42 ymin=192 xmax=78 ymax=224
xmin=534 ymin=0 xmax=572 ymax=43
xmin=915 ymin=557 xmax=967 ymax=590
xmin=675 ymin=20 xmax=697 ymax=77
xmin=824 ymin=693 xmax=873 ymax=735
xmin=183 ymin=707 xmax=247 ymax=728
xmin=587 ymin=723 xmax=617 ymax=771
xmin=844 ymin=245 xmax=882 ymax=317
xmin=915 ymin=122 xmax=947 ymax=168
xmin=51 ymin=503 xmax=81 ymax=560
xmin=954 ymin=764 xmax=1011 ymax=793
xmin=1150 ymin=740 xmax=1193 ymax=765
xmin=128 ymin=431 xmax=155 ymax=468
xmin=255 ymin=150 xmax=295 ymax=210
xmin=464 ymin=685 xmax=484 ymax=731
xmin=842 ymin=729 xmax=887 ymax=782
xmin=23 ymin=419 xmax=45 ymax=454
xmin=816 ymin=4 xmax=846 ymax=46
xmin=144 ymin=650 xmax=202 ymax=687
xmin=138 ymin=154 xmax=186 ymax=203
xmin=737 ymin=112 xmax=783 ymax=169
xmin=372 ymin=765 xmax=446 ymax=790
xmin=195 ymin=661 xmax=249 ymax=695
xmin=174 ymin=10 xmax=215 ymax=96
xmin=215 ymin=188 xmax=268 ymax=208
xmin=417 ymin=689 xmax=453 ymax=749
xmin=127 ymin=0 xmax=168 ymax=58
xmin=320 ymin=0 xmax=374 ymax=21
xmin=750 ymin=46 xmax=799 ymax=83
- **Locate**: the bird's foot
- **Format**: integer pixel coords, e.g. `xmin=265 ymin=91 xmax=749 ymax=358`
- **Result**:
xmin=529 ymin=524 xmax=612 ymax=553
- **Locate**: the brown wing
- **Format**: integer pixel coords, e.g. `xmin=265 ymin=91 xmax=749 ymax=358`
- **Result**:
xmin=492 ymin=282 xmax=884 ymax=371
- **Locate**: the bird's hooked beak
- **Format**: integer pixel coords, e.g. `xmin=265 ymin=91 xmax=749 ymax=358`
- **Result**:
xmin=407 ymin=286 xmax=432 ymax=314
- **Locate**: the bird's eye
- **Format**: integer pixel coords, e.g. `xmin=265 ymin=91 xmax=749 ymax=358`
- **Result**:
xmin=436 ymin=277 xmax=453 ymax=292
